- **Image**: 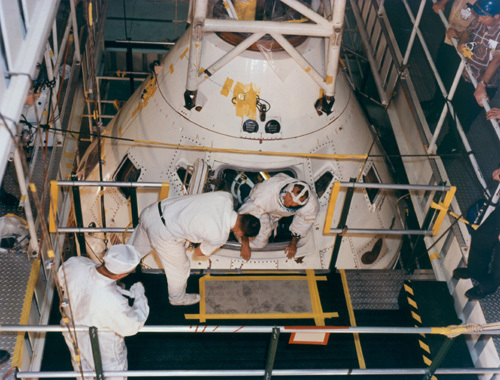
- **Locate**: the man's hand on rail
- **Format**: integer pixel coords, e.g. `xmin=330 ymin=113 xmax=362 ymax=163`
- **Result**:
xmin=492 ymin=167 xmax=500 ymax=182
xmin=486 ymin=108 xmax=500 ymax=121
xmin=446 ymin=27 xmax=460 ymax=40
xmin=474 ymin=82 xmax=489 ymax=106
xmin=433 ymin=0 xmax=448 ymax=14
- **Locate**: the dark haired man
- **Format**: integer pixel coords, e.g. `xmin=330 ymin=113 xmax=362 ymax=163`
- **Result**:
xmin=238 ymin=173 xmax=319 ymax=261
xmin=128 ymin=192 xmax=260 ymax=305
xmin=440 ymin=0 xmax=500 ymax=152
xmin=454 ymin=167 xmax=500 ymax=299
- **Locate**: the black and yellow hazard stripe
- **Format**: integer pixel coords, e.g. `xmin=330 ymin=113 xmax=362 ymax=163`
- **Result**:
xmin=403 ymin=281 xmax=438 ymax=380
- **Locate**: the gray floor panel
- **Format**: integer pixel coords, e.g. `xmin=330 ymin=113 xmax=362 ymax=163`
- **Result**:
xmin=0 ymin=249 xmax=33 ymax=378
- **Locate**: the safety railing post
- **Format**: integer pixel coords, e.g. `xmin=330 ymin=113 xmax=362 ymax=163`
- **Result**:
xmin=70 ymin=173 xmax=87 ymax=256
xmin=89 ymin=327 xmax=105 ymax=380
xmin=330 ymin=178 xmax=356 ymax=269
xmin=422 ymin=337 xmax=455 ymax=380
xmin=130 ymin=187 xmax=139 ymax=227
xmin=405 ymin=183 xmax=444 ymax=274
xmin=264 ymin=327 xmax=280 ymax=380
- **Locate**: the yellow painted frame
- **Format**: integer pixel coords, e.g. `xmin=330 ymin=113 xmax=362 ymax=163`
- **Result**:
xmin=185 ymin=271 xmax=339 ymax=324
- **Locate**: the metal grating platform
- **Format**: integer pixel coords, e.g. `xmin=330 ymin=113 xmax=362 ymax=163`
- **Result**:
xmin=0 ymin=250 xmax=33 ymax=378
xmin=345 ymin=269 xmax=436 ymax=310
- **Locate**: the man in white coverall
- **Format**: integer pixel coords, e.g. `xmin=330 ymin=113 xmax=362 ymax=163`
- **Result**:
xmin=58 ymin=244 xmax=149 ymax=380
xmin=127 ymin=192 xmax=260 ymax=306
xmin=238 ymin=173 xmax=319 ymax=261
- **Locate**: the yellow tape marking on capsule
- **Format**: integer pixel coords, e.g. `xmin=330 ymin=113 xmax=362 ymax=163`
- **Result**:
xmin=170 ymin=64 xmax=174 ymax=74
xmin=132 ymin=76 xmax=157 ymax=117
xmin=20 ymin=195 xmax=26 ymax=201
xmin=419 ymin=340 xmax=430 ymax=354
xmin=42 ymin=110 xmax=48 ymax=117
xmin=89 ymin=3 xmax=93 ymax=25
xmin=429 ymin=252 xmax=441 ymax=261
xmin=221 ymin=78 xmax=234 ymax=97
xmin=326 ymin=75 xmax=333 ymax=84
xmin=411 ymin=311 xmax=422 ymax=324
xmin=407 ymin=297 xmax=418 ymax=309
xmin=29 ymin=183 xmax=36 ymax=193
xmin=12 ymin=260 xmax=40 ymax=368
xmin=47 ymin=250 xmax=55 ymax=259
xmin=305 ymin=67 xmax=311 ymax=73
xmin=232 ymin=82 xmax=260 ymax=120
xmin=180 ymin=47 xmax=189 ymax=60
xmin=404 ymin=283 xmax=414 ymax=295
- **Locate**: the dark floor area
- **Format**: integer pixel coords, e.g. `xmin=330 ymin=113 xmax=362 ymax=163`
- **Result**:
xmin=41 ymin=270 xmax=477 ymax=380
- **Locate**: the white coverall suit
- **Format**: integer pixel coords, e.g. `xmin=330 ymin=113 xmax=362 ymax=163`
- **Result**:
xmin=238 ymin=173 xmax=319 ymax=249
xmin=127 ymin=192 xmax=237 ymax=302
xmin=58 ymin=257 xmax=149 ymax=380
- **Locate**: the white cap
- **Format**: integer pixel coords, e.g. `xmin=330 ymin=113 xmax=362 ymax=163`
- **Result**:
xmin=283 ymin=181 xmax=310 ymax=206
xmin=103 ymin=244 xmax=142 ymax=274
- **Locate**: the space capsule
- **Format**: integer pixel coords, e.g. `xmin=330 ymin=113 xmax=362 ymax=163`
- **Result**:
xmin=76 ymin=0 xmax=404 ymax=271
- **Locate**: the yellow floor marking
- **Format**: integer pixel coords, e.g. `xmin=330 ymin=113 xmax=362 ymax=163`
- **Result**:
xmin=185 ymin=312 xmax=339 ymax=320
xmin=306 ymin=269 xmax=326 ymax=326
xmin=12 ymin=260 xmax=40 ymax=368
xmin=205 ymin=275 xmax=327 ymax=281
xmin=187 ymin=273 xmax=336 ymax=323
xmin=199 ymin=274 xmax=209 ymax=323
xmin=340 ymin=269 xmax=366 ymax=369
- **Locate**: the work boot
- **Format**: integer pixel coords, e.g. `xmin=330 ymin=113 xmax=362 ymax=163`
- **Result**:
xmin=465 ymin=285 xmax=496 ymax=300
xmin=169 ymin=293 xmax=201 ymax=306
xmin=0 ymin=350 xmax=10 ymax=366
xmin=453 ymin=268 xmax=471 ymax=280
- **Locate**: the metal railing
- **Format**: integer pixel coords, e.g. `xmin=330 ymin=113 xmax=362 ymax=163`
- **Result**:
xmin=3 ymin=323 xmax=500 ymax=378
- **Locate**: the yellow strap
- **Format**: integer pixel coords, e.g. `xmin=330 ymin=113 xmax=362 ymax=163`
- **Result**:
xmin=159 ymin=183 xmax=170 ymax=201
xmin=429 ymin=252 xmax=441 ymax=261
xmin=133 ymin=139 xmax=368 ymax=161
xmin=323 ymin=181 xmax=341 ymax=235
xmin=49 ymin=180 xmax=58 ymax=233
xmin=432 ymin=186 xmax=456 ymax=236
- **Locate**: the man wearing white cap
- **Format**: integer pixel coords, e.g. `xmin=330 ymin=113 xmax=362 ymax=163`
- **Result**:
xmin=58 ymin=244 xmax=149 ymax=380
xmin=238 ymin=173 xmax=319 ymax=261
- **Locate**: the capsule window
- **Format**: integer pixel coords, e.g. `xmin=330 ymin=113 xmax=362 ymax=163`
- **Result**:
xmin=76 ymin=140 xmax=100 ymax=180
xmin=314 ymin=171 xmax=334 ymax=198
xmin=176 ymin=167 xmax=192 ymax=191
xmin=363 ymin=166 xmax=381 ymax=204
xmin=114 ymin=156 xmax=141 ymax=198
